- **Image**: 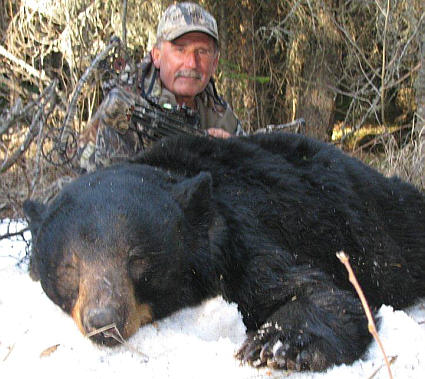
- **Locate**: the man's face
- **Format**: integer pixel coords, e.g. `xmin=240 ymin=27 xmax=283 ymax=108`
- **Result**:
xmin=152 ymin=32 xmax=219 ymax=106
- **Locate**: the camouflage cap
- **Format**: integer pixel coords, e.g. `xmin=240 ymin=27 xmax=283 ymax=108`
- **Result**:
xmin=157 ymin=2 xmax=218 ymax=42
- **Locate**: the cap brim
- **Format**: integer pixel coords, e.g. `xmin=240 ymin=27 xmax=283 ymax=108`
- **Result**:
xmin=163 ymin=26 xmax=218 ymax=42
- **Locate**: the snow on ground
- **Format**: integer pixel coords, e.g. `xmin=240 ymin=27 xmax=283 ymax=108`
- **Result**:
xmin=1 ymin=219 xmax=425 ymax=379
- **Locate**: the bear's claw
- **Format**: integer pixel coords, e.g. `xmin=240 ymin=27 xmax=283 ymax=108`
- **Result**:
xmin=236 ymin=324 xmax=320 ymax=371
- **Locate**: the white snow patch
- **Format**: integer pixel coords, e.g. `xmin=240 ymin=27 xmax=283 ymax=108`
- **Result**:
xmin=1 ymin=220 xmax=424 ymax=378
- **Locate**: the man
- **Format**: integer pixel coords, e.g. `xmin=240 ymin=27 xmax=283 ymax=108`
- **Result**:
xmin=79 ymin=2 xmax=242 ymax=171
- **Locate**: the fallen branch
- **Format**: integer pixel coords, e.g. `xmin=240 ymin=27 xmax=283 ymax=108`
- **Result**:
xmin=336 ymin=251 xmax=393 ymax=379
xmin=1 ymin=88 xmax=49 ymax=137
xmin=122 ymin=0 xmax=128 ymax=49
xmin=40 ymin=344 xmax=60 ymax=358
xmin=0 ymin=76 xmax=27 ymax=98
xmin=0 ymin=226 xmax=29 ymax=241
xmin=59 ymin=37 xmax=121 ymax=149
xmin=85 ymin=322 xmax=149 ymax=362
xmin=0 ymin=80 xmax=57 ymax=173
xmin=2 ymin=344 xmax=15 ymax=362
xmin=368 ymin=355 xmax=397 ymax=379
xmin=0 ymin=44 xmax=48 ymax=83
xmin=352 ymin=123 xmax=413 ymax=154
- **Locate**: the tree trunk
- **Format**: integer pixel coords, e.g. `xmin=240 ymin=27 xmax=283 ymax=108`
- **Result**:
xmin=284 ymin=4 xmax=341 ymax=141
xmin=216 ymin=1 xmax=233 ymax=110
xmin=415 ymin=21 xmax=425 ymax=132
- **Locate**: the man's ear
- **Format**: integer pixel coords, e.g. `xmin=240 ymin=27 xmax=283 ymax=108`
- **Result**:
xmin=212 ymin=50 xmax=219 ymax=73
xmin=151 ymin=46 xmax=161 ymax=69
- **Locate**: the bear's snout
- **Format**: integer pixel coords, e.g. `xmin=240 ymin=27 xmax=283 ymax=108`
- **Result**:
xmin=82 ymin=306 xmax=125 ymax=345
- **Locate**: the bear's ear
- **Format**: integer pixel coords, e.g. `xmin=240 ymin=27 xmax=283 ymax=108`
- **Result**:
xmin=23 ymin=199 xmax=46 ymax=236
xmin=172 ymin=171 xmax=213 ymax=224
xmin=23 ymin=200 xmax=47 ymax=282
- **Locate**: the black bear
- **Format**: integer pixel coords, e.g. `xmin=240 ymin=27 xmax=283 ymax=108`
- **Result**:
xmin=24 ymin=133 xmax=425 ymax=372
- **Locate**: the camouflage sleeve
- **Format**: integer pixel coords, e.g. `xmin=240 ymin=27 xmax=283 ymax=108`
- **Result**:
xmin=78 ymin=87 xmax=142 ymax=171
xmin=95 ymin=85 xmax=146 ymax=167
xmin=97 ymin=87 xmax=136 ymax=134
xmin=215 ymin=104 xmax=244 ymax=136
xmin=95 ymin=122 xmax=142 ymax=168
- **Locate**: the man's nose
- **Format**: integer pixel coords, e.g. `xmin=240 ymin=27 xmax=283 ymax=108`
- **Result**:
xmin=183 ymin=51 xmax=198 ymax=68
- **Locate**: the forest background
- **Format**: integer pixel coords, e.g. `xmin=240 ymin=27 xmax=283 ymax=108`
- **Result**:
xmin=0 ymin=0 xmax=424 ymax=220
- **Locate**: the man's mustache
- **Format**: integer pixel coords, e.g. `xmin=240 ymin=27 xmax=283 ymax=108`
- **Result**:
xmin=175 ymin=70 xmax=202 ymax=80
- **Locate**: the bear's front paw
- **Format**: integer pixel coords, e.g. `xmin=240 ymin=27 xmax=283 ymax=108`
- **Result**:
xmin=236 ymin=322 xmax=328 ymax=372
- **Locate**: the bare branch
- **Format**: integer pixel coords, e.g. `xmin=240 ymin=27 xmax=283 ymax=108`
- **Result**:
xmin=331 ymin=13 xmax=380 ymax=78
xmin=384 ymin=62 xmax=422 ymax=91
xmin=0 ymin=81 xmax=57 ymax=174
xmin=397 ymin=12 xmax=425 ymax=70
xmin=0 ymin=226 xmax=29 ymax=241
xmin=337 ymin=251 xmax=393 ymax=379
xmin=122 ymin=0 xmax=128 ymax=50
xmin=0 ymin=84 xmax=56 ymax=137
xmin=0 ymin=44 xmax=49 ymax=83
xmin=59 ymin=37 xmax=121 ymax=149
xmin=380 ymin=0 xmax=391 ymax=125
xmin=85 ymin=322 xmax=149 ymax=361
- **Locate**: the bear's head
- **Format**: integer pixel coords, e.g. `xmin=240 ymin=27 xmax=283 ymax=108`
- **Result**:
xmin=24 ymin=164 xmax=214 ymax=345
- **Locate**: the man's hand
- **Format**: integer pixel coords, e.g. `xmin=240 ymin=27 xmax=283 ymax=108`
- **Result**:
xmin=100 ymin=87 xmax=136 ymax=133
xmin=207 ymin=128 xmax=231 ymax=139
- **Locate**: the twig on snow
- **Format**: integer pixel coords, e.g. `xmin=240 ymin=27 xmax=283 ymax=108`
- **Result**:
xmin=85 ymin=322 xmax=149 ymax=362
xmin=336 ymin=251 xmax=393 ymax=379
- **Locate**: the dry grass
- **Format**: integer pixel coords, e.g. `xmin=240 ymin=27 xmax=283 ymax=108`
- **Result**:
xmin=367 ymin=124 xmax=425 ymax=192
xmin=1 ymin=0 xmax=424 ymax=221
xmin=0 ymin=0 xmax=164 ymax=219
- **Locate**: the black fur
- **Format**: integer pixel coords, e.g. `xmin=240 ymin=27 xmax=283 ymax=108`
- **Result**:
xmin=25 ymin=133 xmax=425 ymax=371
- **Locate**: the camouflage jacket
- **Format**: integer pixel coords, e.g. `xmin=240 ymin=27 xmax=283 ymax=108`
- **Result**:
xmin=78 ymin=53 xmax=242 ymax=171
